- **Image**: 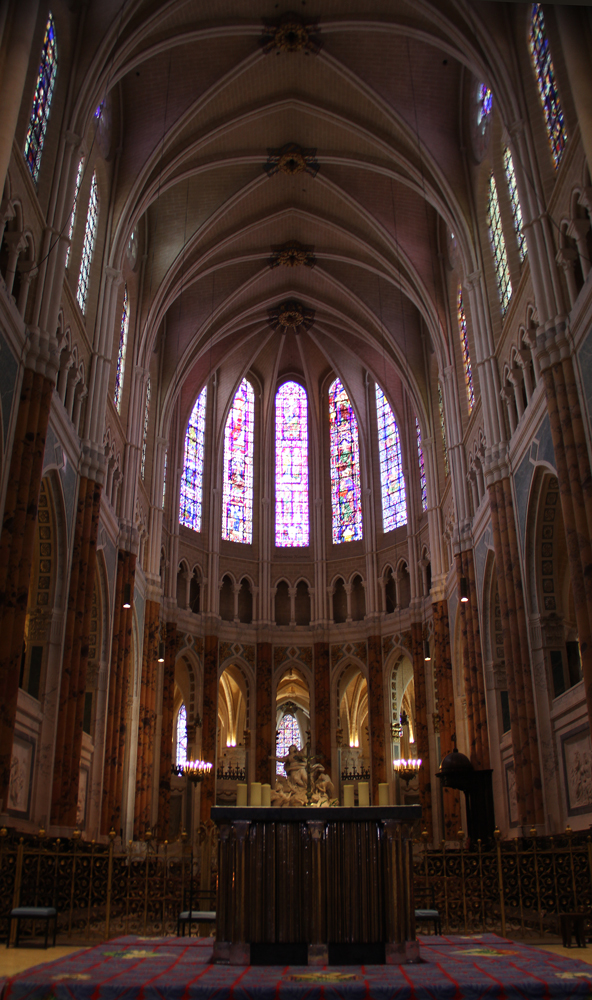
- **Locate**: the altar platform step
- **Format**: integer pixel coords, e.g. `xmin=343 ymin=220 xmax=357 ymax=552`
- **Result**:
xmin=3 ymin=934 xmax=592 ymax=1000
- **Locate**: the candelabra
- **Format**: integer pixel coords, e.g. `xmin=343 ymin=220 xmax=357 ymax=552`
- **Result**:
xmin=393 ymin=758 xmax=422 ymax=787
xmin=182 ymin=760 xmax=213 ymax=783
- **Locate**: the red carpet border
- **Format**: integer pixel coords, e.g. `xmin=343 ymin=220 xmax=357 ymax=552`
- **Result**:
xmin=3 ymin=933 xmax=592 ymax=1000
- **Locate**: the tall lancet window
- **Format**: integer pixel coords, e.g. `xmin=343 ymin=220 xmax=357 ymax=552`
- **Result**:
xmin=487 ymin=174 xmax=512 ymax=315
xmin=276 ymin=713 xmax=301 ymax=775
xmin=114 ymin=284 xmax=129 ymax=411
xmin=457 ymin=286 xmax=475 ymax=411
xmin=175 ymin=704 xmax=187 ymax=767
xmin=438 ymin=382 xmax=449 ymax=477
xmin=275 ymin=381 xmax=309 ymax=547
xmin=65 ymin=157 xmax=84 ymax=268
xmin=222 ymin=378 xmax=255 ymax=544
xmin=529 ymin=3 xmax=567 ymax=169
xmin=416 ymin=417 xmax=427 ymax=512
xmin=375 ymin=383 xmax=406 ymax=532
xmin=180 ymin=386 xmax=207 ymax=532
xmin=503 ymin=147 xmax=527 ymax=263
xmin=329 ymin=378 xmax=363 ymax=544
xmin=141 ymin=377 xmax=150 ymax=480
xmin=24 ymin=13 xmax=57 ymax=183
xmin=76 ymin=171 xmax=98 ymax=314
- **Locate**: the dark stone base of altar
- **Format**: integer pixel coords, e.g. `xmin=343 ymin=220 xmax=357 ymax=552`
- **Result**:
xmin=215 ymin=940 xmax=420 ymax=966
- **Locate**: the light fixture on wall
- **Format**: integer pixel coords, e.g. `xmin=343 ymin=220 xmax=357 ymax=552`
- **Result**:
xmin=123 ymin=583 xmax=132 ymax=609
xmin=423 ymin=639 xmax=431 ymax=661
xmin=158 ymin=641 xmax=165 ymax=663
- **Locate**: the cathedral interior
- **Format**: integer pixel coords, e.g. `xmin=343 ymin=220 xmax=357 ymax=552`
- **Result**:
xmin=1 ymin=0 xmax=592 ymax=847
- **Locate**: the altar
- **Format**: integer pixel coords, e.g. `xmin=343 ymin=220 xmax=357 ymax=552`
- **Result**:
xmin=211 ymin=805 xmax=421 ymax=966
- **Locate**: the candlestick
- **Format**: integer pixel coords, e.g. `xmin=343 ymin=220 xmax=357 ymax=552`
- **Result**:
xmin=378 ymin=783 xmax=389 ymax=806
xmin=343 ymin=783 xmax=354 ymax=808
xmin=261 ymin=783 xmax=271 ymax=807
xmin=250 ymin=781 xmax=262 ymax=806
xmin=358 ymin=781 xmax=369 ymax=806
xmin=236 ymin=783 xmax=248 ymax=807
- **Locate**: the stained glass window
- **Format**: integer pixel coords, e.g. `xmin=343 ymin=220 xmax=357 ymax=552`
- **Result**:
xmin=65 ymin=157 xmax=83 ymax=268
xmin=24 ymin=14 xmax=57 ymax=183
xmin=529 ymin=4 xmax=567 ymax=169
xmin=176 ymin=703 xmax=187 ymax=767
xmin=476 ymin=83 xmax=493 ymax=134
xmin=276 ymin=713 xmax=301 ymax=775
xmin=114 ymin=284 xmax=129 ymax=411
xmin=222 ymin=378 xmax=255 ymax=544
xmin=180 ymin=386 xmax=207 ymax=532
xmin=439 ymin=382 xmax=449 ymax=476
xmin=503 ymin=147 xmax=527 ymax=264
xmin=457 ymin=286 xmax=475 ymax=411
xmin=416 ymin=417 xmax=427 ymax=512
xmin=162 ymin=449 xmax=167 ymax=509
xmin=76 ymin=171 xmax=98 ymax=314
xmin=487 ymin=174 xmax=512 ymax=315
xmin=329 ymin=378 xmax=363 ymax=543
xmin=275 ymin=381 xmax=309 ymax=547
xmin=141 ymin=377 xmax=150 ymax=480
xmin=375 ymin=383 xmax=407 ymax=532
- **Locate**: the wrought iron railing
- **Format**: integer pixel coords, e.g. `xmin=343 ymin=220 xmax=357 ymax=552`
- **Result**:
xmin=216 ymin=765 xmax=246 ymax=781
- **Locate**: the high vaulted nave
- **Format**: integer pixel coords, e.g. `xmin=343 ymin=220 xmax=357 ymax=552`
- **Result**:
xmin=0 ymin=0 xmax=592 ymax=844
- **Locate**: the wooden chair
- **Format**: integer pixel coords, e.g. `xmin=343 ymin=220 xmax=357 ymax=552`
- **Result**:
xmin=177 ymin=887 xmax=216 ymax=937
xmin=414 ymin=886 xmax=442 ymax=935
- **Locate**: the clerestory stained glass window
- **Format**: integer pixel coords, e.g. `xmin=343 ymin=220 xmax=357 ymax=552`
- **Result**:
xmin=487 ymin=174 xmax=512 ymax=316
xmin=275 ymin=381 xmax=309 ymax=547
xmin=329 ymin=378 xmax=363 ymax=544
xmin=416 ymin=417 xmax=427 ymax=512
xmin=503 ymin=147 xmax=527 ymax=264
xmin=141 ymin=378 xmax=150 ymax=480
xmin=529 ymin=4 xmax=567 ymax=169
xmin=179 ymin=386 xmax=207 ymax=532
xmin=162 ymin=449 xmax=167 ymax=509
xmin=222 ymin=378 xmax=255 ymax=544
xmin=114 ymin=284 xmax=129 ymax=412
xmin=476 ymin=83 xmax=493 ymax=135
xmin=457 ymin=286 xmax=475 ymax=411
xmin=76 ymin=172 xmax=98 ymax=314
xmin=276 ymin=713 xmax=301 ymax=775
xmin=439 ymin=382 xmax=449 ymax=477
xmin=65 ymin=157 xmax=84 ymax=268
xmin=175 ymin=703 xmax=187 ymax=767
xmin=24 ymin=14 xmax=58 ymax=183
xmin=375 ymin=383 xmax=407 ymax=532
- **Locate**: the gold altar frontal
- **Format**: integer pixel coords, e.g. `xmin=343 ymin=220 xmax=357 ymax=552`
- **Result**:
xmin=211 ymin=805 xmax=421 ymax=966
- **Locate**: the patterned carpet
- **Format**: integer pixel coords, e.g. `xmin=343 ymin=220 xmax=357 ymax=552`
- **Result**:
xmin=3 ymin=933 xmax=592 ymax=1000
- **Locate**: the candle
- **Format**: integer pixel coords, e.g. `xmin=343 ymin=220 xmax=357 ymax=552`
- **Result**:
xmin=358 ymin=781 xmax=370 ymax=807
xmin=261 ymin=783 xmax=271 ymax=807
xmin=250 ymin=781 xmax=262 ymax=806
xmin=236 ymin=783 xmax=248 ymax=807
xmin=343 ymin=784 xmax=354 ymax=808
xmin=378 ymin=783 xmax=389 ymax=806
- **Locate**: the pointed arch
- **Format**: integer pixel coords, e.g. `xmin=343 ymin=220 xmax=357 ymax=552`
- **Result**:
xmin=329 ymin=377 xmax=363 ymax=543
xmin=24 ymin=13 xmax=58 ymax=183
xmin=222 ymin=378 xmax=254 ymax=544
xmin=180 ymin=384 xmax=207 ymax=531
xmin=375 ymin=382 xmax=406 ymax=531
xmin=275 ymin=380 xmax=309 ymax=547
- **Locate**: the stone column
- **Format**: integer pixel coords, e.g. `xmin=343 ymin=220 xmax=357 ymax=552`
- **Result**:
xmin=255 ymin=642 xmax=273 ymax=784
xmin=199 ymin=633 xmax=218 ymax=822
xmin=368 ymin=635 xmax=386 ymax=804
xmin=455 ymin=551 xmax=489 ymax=769
xmin=51 ymin=475 xmax=102 ymax=826
xmin=134 ymin=598 xmax=160 ymax=838
xmin=432 ymin=600 xmax=461 ymax=839
xmin=555 ymin=7 xmax=592 ymax=182
xmin=313 ymin=641 xmax=331 ymax=776
xmin=410 ymin=621 xmax=432 ymax=836
xmin=156 ymin=621 xmax=177 ymax=837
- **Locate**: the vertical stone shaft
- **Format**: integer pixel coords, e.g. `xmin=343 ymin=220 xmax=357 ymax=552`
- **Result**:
xmin=368 ymin=635 xmax=386 ymax=804
xmin=466 ymin=550 xmax=489 ymax=768
xmin=455 ymin=552 xmax=489 ymax=769
xmin=101 ymin=551 xmax=124 ymax=833
xmin=199 ymin=633 xmax=218 ymax=823
xmin=432 ymin=599 xmax=461 ymax=838
xmin=113 ymin=552 xmax=136 ymax=834
xmin=134 ymin=599 xmax=159 ymax=837
xmin=313 ymin=641 xmax=331 ymax=775
xmin=0 ymin=371 xmax=53 ymax=804
xmin=410 ymin=622 xmax=432 ymax=835
xmin=255 ymin=643 xmax=272 ymax=784
xmin=157 ymin=621 xmax=176 ymax=836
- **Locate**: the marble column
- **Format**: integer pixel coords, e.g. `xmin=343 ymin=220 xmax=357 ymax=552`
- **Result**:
xmin=156 ymin=622 xmax=177 ymax=837
xmin=51 ymin=476 xmax=102 ymax=825
xmin=455 ymin=551 xmax=489 ymax=769
xmin=432 ymin=600 xmax=461 ymax=839
xmin=313 ymin=641 xmax=331 ymax=777
xmin=134 ymin=599 xmax=159 ymax=838
xmin=410 ymin=622 xmax=432 ymax=835
xmin=255 ymin=643 xmax=273 ymax=785
xmin=368 ymin=635 xmax=386 ymax=804
xmin=0 ymin=370 xmax=54 ymax=805
xmin=199 ymin=633 xmax=218 ymax=823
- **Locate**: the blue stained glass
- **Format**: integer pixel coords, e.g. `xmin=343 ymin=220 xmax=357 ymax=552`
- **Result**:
xmin=276 ymin=713 xmax=301 ymax=775
xmin=163 ymin=449 xmax=167 ymax=509
xmin=457 ymin=286 xmax=475 ymax=410
xmin=176 ymin=704 xmax=188 ymax=767
xmin=65 ymin=157 xmax=83 ymax=268
xmin=439 ymin=382 xmax=449 ymax=476
xmin=329 ymin=378 xmax=363 ymax=544
xmin=24 ymin=14 xmax=57 ymax=183
xmin=114 ymin=284 xmax=129 ymax=411
xmin=222 ymin=378 xmax=255 ymax=544
xmin=76 ymin=172 xmax=98 ymax=314
xmin=275 ymin=381 xmax=309 ymax=547
xmin=529 ymin=4 xmax=567 ymax=169
xmin=180 ymin=386 xmax=207 ymax=532
xmin=476 ymin=83 xmax=493 ymax=134
xmin=504 ymin=147 xmax=527 ymax=263
xmin=141 ymin=377 xmax=150 ymax=480
xmin=487 ymin=174 xmax=512 ymax=315
xmin=416 ymin=417 xmax=427 ymax=512
xmin=375 ymin=384 xmax=406 ymax=532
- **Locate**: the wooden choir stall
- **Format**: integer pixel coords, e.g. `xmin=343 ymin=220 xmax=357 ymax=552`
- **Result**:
xmin=211 ymin=805 xmax=421 ymax=966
